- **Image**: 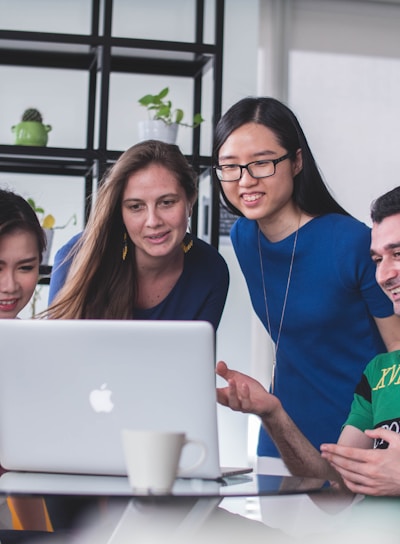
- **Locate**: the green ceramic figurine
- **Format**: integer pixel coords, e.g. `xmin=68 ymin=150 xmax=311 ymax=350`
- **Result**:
xmin=12 ymin=108 xmax=52 ymax=146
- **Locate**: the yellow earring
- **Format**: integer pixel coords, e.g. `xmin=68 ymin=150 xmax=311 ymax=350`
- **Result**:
xmin=181 ymin=233 xmax=193 ymax=254
xmin=122 ymin=232 xmax=128 ymax=261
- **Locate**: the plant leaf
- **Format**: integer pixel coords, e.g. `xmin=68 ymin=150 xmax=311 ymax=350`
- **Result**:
xmin=158 ymin=87 xmax=169 ymax=100
xmin=158 ymin=104 xmax=172 ymax=119
xmin=138 ymin=94 xmax=156 ymax=106
xmin=175 ymin=109 xmax=184 ymax=124
xmin=193 ymin=113 xmax=204 ymax=128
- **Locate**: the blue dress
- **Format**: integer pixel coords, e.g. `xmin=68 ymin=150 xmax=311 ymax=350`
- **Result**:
xmin=48 ymin=233 xmax=229 ymax=331
xmin=231 ymin=214 xmax=393 ymax=457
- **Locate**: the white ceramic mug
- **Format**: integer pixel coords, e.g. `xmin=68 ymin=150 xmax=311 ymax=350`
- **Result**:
xmin=121 ymin=429 xmax=206 ymax=494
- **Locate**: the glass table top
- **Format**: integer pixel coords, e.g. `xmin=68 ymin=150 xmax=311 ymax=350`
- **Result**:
xmin=0 ymin=471 xmax=328 ymax=498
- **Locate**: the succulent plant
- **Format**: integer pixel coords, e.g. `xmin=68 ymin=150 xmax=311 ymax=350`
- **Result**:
xmin=22 ymin=108 xmax=43 ymax=123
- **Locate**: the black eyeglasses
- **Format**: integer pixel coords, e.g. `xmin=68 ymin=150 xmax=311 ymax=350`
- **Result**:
xmin=214 ymin=153 xmax=292 ymax=182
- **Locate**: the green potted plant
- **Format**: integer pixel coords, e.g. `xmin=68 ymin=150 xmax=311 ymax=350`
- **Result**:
xmin=138 ymin=87 xmax=204 ymax=144
xmin=11 ymin=108 xmax=52 ymax=146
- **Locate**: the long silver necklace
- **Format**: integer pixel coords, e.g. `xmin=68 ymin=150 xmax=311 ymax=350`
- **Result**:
xmin=257 ymin=222 xmax=299 ymax=394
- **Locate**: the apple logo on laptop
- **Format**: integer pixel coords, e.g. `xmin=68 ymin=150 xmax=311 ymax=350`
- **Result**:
xmin=89 ymin=383 xmax=114 ymax=413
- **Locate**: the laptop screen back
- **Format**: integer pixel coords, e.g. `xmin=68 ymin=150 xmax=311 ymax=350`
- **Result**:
xmin=0 ymin=319 xmax=221 ymax=479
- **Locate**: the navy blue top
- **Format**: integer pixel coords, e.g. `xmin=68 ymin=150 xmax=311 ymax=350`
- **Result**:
xmin=231 ymin=214 xmax=393 ymax=457
xmin=48 ymin=233 xmax=229 ymax=331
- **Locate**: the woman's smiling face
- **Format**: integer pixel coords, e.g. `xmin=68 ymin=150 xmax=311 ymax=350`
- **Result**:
xmin=0 ymin=229 xmax=40 ymax=318
xmin=218 ymin=122 xmax=302 ymax=224
xmin=121 ymin=163 xmax=193 ymax=262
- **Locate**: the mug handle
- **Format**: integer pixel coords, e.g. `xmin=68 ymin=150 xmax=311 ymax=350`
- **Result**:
xmin=178 ymin=439 xmax=206 ymax=475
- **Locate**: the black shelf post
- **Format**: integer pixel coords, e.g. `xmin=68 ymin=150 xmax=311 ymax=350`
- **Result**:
xmin=211 ymin=0 xmax=225 ymax=249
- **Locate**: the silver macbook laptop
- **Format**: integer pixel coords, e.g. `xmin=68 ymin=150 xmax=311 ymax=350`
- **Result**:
xmin=0 ymin=319 xmax=250 ymax=480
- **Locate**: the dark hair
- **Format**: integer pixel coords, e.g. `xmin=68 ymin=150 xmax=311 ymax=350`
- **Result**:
xmin=47 ymin=140 xmax=198 ymax=319
xmin=104 ymin=139 xmax=198 ymax=204
xmin=370 ymin=186 xmax=400 ymax=224
xmin=0 ymin=188 xmax=46 ymax=261
xmin=213 ymin=97 xmax=349 ymax=217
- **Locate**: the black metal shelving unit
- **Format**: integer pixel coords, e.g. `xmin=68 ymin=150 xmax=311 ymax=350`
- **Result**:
xmin=0 ymin=0 xmax=224 ymax=247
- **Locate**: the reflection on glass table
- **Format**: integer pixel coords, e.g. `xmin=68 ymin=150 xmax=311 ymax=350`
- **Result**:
xmin=0 ymin=471 xmax=327 ymax=498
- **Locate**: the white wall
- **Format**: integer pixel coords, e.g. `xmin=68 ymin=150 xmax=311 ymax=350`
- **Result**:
xmin=289 ymin=0 xmax=400 ymax=224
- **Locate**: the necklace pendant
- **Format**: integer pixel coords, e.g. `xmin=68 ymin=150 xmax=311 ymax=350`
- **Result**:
xmin=271 ymin=360 xmax=276 ymax=395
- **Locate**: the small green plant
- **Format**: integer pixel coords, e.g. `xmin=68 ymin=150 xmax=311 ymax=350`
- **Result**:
xmin=27 ymin=198 xmax=77 ymax=230
xmin=22 ymin=108 xmax=43 ymax=123
xmin=138 ymin=87 xmax=204 ymax=128
xmin=27 ymin=198 xmax=55 ymax=228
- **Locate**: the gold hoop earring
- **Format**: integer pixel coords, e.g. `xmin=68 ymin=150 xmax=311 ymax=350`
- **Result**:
xmin=122 ymin=231 xmax=128 ymax=261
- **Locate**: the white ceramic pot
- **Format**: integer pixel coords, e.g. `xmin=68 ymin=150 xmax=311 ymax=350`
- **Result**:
xmin=138 ymin=120 xmax=178 ymax=144
xmin=42 ymin=228 xmax=54 ymax=265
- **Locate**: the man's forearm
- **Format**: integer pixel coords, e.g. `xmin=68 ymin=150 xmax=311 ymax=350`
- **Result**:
xmin=261 ymin=408 xmax=340 ymax=481
xmin=215 ymin=361 xmax=344 ymax=484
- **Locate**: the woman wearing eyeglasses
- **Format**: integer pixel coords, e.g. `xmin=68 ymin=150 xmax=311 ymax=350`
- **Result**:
xmin=213 ymin=96 xmax=400 ymax=477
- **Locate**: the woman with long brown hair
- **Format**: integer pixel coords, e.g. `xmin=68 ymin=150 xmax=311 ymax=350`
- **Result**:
xmin=47 ymin=140 xmax=229 ymax=329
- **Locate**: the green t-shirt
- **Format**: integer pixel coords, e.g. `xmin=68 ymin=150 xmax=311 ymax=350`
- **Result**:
xmin=343 ymin=350 xmax=400 ymax=448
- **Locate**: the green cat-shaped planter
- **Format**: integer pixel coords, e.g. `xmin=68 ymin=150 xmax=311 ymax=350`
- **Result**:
xmin=12 ymin=108 xmax=52 ymax=146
